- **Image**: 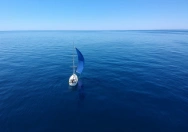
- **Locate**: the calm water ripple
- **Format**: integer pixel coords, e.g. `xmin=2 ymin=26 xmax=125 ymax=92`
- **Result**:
xmin=0 ymin=30 xmax=188 ymax=132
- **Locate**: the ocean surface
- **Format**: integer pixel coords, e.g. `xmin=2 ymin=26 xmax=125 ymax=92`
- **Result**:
xmin=0 ymin=30 xmax=188 ymax=132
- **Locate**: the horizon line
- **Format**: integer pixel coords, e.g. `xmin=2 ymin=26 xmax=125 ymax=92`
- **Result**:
xmin=1 ymin=29 xmax=188 ymax=32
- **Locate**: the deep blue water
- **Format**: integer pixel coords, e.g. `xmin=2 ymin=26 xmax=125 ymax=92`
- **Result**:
xmin=0 ymin=30 xmax=188 ymax=132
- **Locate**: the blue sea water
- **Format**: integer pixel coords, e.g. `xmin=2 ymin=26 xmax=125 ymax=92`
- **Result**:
xmin=0 ymin=30 xmax=188 ymax=132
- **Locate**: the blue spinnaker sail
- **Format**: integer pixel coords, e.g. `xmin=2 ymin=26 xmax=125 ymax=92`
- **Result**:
xmin=76 ymin=48 xmax=84 ymax=74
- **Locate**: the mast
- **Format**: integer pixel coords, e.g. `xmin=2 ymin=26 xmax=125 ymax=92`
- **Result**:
xmin=72 ymin=49 xmax=75 ymax=74
xmin=72 ymin=42 xmax=76 ymax=74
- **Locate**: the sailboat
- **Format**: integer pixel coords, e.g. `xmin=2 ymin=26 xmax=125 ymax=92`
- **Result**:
xmin=69 ymin=47 xmax=84 ymax=86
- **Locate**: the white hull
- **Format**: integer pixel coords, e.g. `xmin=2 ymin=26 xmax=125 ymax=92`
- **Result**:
xmin=69 ymin=74 xmax=78 ymax=86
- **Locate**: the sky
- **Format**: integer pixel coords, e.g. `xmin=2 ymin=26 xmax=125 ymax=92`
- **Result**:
xmin=0 ymin=0 xmax=188 ymax=30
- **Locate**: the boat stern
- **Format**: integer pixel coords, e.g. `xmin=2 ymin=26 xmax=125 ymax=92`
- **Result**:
xmin=69 ymin=74 xmax=78 ymax=86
